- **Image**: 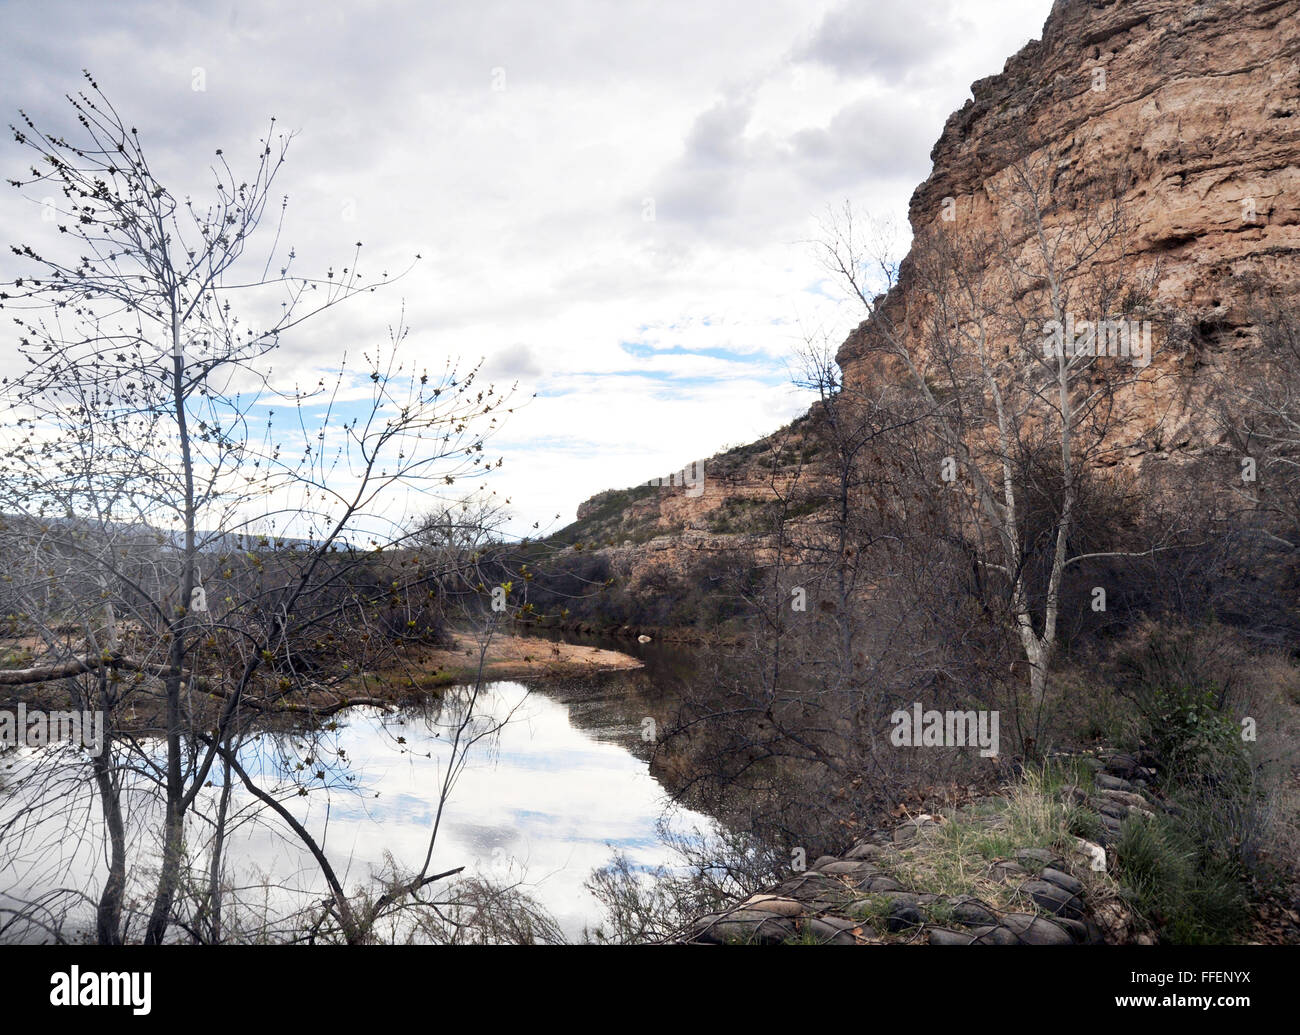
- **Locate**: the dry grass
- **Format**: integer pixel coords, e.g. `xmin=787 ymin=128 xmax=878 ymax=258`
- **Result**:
xmin=887 ymin=768 xmax=1119 ymax=914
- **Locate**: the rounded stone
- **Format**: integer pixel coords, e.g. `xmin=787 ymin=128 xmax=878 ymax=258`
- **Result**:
xmin=887 ymin=902 xmax=924 ymax=933
xmin=950 ymin=896 xmax=999 ymax=927
xmin=1000 ymin=913 xmax=1074 ymax=945
xmin=1022 ymin=879 xmax=1085 ymax=919
xmin=1039 ymin=866 xmax=1084 ymax=897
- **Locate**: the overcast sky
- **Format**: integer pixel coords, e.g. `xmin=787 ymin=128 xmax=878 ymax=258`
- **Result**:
xmin=0 ymin=0 xmax=1054 ymax=537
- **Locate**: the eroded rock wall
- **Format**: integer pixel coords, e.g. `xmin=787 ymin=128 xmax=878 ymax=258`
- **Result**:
xmin=839 ymin=0 xmax=1300 ymax=465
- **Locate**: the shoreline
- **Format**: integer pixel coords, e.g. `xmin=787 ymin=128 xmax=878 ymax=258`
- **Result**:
xmin=512 ymin=618 xmax=743 ymax=648
xmin=0 ymin=632 xmax=646 ymax=733
xmin=396 ymin=631 xmax=645 ymax=689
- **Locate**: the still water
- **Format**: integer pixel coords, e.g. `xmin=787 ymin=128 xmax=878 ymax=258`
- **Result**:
xmin=0 ymin=639 xmax=716 ymax=943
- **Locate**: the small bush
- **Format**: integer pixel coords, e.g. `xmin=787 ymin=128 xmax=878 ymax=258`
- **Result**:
xmin=1110 ymin=641 xmax=1265 ymax=943
xmin=1143 ymin=684 xmax=1250 ymax=786
xmin=1115 ymin=812 xmax=1250 ymax=944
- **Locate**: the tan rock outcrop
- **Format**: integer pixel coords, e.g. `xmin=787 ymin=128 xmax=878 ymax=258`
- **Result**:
xmin=838 ymin=0 xmax=1300 ymax=466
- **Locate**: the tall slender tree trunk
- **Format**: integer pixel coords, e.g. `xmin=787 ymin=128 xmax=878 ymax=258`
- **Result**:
xmin=144 ymin=668 xmax=185 ymax=945
xmin=145 ymin=303 xmax=196 ymax=945
xmin=205 ymin=742 xmax=233 ymax=942
xmin=92 ymin=671 xmax=126 ymax=945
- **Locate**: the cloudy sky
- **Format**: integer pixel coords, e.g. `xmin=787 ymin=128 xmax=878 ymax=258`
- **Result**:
xmin=0 ymin=0 xmax=1054 ymax=537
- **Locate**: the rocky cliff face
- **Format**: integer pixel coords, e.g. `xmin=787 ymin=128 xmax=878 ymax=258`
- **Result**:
xmin=544 ymin=424 xmax=814 ymax=630
xmin=552 ymin=414 xmax=817 ymax=542
xmin=561 ymin=0 xmax=1300 ymax=586
xmin=839 ymin=0 xmax=1300 ymax=463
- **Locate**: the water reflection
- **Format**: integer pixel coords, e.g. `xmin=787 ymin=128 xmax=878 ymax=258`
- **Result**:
xmin=234 ymin=679 xmax=713 ymax=939
xmin=1 ymin=663 xmax=717 ymax=943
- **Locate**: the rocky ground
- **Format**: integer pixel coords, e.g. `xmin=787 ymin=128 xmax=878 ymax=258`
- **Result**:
xmin=680 ymin=750 xmax=1173 ymax=946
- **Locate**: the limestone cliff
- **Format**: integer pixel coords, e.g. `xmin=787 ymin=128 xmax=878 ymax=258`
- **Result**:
xmin=839 ymin=0 xmax=1300 ymax=463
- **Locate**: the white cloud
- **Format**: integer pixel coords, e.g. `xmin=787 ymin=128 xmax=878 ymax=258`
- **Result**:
xmin=795 ymin=0 xmax=972 ymax=81
xmin=0 ymin=0 xmax=1057 ymax=536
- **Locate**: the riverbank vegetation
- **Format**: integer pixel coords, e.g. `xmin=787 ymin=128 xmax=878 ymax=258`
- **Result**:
xmin=572 ymin=171 xmax=1300 ymax=945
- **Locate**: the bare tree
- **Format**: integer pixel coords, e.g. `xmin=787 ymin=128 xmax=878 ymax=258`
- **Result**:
xmin=650 ymin=343 xmax=997 ymax=859
xmin=0 ymin=75 xmax=518 ymax=943
xmin=817 ymin=154 xmax=1185 ymax=722
xmin=1212 ymin=286 xmax=1300 ymax=549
